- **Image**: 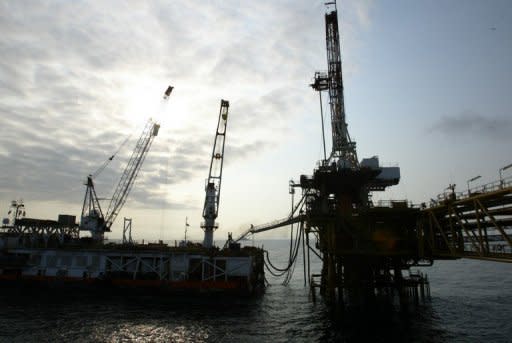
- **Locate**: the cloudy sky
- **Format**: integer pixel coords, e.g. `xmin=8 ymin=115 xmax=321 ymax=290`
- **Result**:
xmin=1 ymin=0 xmax=511 ymax=243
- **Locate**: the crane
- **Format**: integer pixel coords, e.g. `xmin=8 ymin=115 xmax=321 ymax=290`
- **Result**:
xmin=80 ymin=86 xmax=173 ymax=240
xmin=201 ymin=100 xmax=229 ymax=248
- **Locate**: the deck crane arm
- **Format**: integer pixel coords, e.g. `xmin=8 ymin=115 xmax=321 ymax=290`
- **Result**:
xmin=103 ymin=118 xmax=160 ymax=231
xmin=202 ymin=99 xmax=229 ymax=248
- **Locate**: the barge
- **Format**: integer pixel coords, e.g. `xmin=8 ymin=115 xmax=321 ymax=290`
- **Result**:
xmin=0 ymin=214 xmax=265 ymax=294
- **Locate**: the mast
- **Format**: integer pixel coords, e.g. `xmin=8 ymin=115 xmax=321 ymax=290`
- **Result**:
xmin=312 ymin=1 xmax=358 ymax=168
xmin=201 ymin=100 xmax=230 ymax=248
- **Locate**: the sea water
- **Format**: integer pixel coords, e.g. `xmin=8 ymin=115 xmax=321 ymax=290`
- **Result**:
xmin=0 ymin=239 xmax=511 ymax=342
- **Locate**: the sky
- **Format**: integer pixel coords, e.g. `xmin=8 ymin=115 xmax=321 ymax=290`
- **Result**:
xmin=1 ymin=0 xmax=511 ymax=243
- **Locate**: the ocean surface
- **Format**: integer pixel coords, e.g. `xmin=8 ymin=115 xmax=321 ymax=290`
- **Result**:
xmin=0 ymin=239 xmax=511 ymax=342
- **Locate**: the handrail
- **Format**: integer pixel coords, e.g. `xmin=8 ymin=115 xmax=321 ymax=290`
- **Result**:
xmin=428 ymin=175 xmax=512 ymax=208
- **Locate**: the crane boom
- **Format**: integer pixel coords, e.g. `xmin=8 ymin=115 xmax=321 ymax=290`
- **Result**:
xmin=104 ymin=119 xmax=160 ymax=230
xmin=202 ymin=99 xmax=229 ymax=248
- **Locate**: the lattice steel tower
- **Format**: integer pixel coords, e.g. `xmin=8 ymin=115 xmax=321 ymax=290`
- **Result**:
xmin=202 ymin=100 xmax=230 ymax=248
xmin=311 ymin=1 xmax=358 ymax=167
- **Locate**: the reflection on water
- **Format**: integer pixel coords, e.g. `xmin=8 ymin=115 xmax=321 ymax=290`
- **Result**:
xmin=97 ymin=323 xmax=209 ymax=343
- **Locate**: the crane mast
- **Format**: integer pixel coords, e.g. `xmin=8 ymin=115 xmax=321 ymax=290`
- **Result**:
xmin=312 ymin=2 xmax=358 ymax=168
xmin=80 ymin=176 xmax=105 ymax=239
xmin=202 ymin=100 xmax=229 ymax=248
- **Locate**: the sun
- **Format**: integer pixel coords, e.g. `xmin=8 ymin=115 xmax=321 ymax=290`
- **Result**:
xmin=119 ymin=76 xmax=187 ymax=131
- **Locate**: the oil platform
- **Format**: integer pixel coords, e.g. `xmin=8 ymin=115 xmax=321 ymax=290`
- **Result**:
xmin=1 ymin=0 xmax=510 ymax=309
xmin=236 ymin=1 xmax=512 ymax=308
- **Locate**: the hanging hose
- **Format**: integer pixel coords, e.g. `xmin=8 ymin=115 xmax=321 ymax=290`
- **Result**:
xmin=283 ymin=221 xmax=303 ymax=286
xmin=263 ymin=218 xmax=304 ymax=285
xmin=264 ymin=221 xmax=301 ymax=272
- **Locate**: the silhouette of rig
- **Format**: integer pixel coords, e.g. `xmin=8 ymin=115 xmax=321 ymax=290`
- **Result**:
xmin=236 ymin=1 xmax=512 ymax=309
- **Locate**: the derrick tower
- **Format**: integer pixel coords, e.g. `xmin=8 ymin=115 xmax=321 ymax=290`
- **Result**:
xmin=311 ymin=1 xmax=357 ymax=167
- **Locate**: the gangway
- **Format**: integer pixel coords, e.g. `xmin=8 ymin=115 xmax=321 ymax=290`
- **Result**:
xmin=235 ymin=191 xmax=309 ymax=242
xmin=235 ymin=214 xmax=305 ymax=243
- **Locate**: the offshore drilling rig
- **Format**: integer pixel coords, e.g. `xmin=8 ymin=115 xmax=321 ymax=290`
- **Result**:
xmin=301 ymin=1 xmax=410 ymax=306
xmin=237 ymin=1 xmax=512 ymax=308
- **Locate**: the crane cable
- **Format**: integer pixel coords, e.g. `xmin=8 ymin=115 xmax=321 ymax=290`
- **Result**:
xmin=91 ymin=129 xmax=135 ymax=179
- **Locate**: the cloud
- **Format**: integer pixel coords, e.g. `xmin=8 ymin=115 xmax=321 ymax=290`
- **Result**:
xmin=429 ymin=110 xmax=512 ymax=140
xmin=352 ymin=0 xmax=375 ymax=30
xmin=225 ymin=140 xmax=271 ymax=163
xmin=0 ymin=0 xmax=347 ymax=215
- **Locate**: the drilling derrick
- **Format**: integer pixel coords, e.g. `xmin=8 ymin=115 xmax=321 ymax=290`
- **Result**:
xmin=202 ymin=100 xmax=229 ymax=248
xmin=321 ymin=2 xmax=357 ymax=166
